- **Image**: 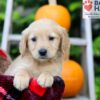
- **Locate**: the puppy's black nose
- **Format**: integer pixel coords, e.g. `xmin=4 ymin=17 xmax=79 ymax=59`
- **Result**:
xmin=39 ymin=49 xmax=47 ymax=56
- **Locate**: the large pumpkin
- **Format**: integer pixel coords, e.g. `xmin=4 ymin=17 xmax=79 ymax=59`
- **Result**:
xmin=61 ymin=60 xmax=84 ymax=97
xmin=35 ymin=5 xmax=71 ymax=31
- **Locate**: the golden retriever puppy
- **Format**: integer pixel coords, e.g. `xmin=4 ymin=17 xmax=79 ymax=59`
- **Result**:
xmin=5 ymin=19 xmax=70 ymax=91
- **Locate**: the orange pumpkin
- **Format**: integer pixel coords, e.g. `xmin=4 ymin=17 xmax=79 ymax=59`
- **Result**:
xmin=35 ymin=5 xmax=71 ymax=31
xmin=61 ymin=60 xmax=84 ymax=97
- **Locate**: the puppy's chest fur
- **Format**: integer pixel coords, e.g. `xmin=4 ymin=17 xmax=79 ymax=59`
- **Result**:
xmin=30 ymin=62 xmax=61 ymax=77
xmin=24 ymin=56 xmax=62 ymax=77
xmin=5 ymin=53 xmax=62 ymax=78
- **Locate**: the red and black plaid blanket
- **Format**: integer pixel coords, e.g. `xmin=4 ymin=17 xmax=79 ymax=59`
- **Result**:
xmin=0 ymin=75 xmax=64 ymax=100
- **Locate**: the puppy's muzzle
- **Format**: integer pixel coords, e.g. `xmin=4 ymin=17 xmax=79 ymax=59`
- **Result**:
xmin=39 ymin=48 xmax=47 ymax=58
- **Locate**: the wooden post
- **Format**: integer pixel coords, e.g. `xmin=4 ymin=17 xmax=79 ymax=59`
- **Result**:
xmin=84 ymin=19 xmax=95 ymax=100
xmin=48 ymin=0 xmax=57 ymax=5
xmin=1 ymin=0 xmax=13 ymax=52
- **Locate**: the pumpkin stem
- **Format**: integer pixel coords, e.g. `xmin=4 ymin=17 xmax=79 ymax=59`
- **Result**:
xmin=48 ymin=0 xmax=57 ymax=5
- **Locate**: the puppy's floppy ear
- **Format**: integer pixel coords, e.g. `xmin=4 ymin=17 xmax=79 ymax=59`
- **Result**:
xmin=58 ymin=26 xmax=70 ymax=62
xmin=19 ymin=28 xmax=29 ymax=56
xmin=61 ymin=29 xmax=70 ymax=61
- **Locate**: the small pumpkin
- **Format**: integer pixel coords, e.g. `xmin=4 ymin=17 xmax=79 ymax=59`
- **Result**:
xmin=61 ymin=60 xmax=84 ymax=97
xmin=35 ymin=5 xmax=71 ymax=31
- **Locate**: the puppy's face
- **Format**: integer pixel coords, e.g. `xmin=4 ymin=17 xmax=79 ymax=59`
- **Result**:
xmin=28 ymin=30 xmax=60 ymax=61
xmin=19 ymin=19 xmax=70 ymax=62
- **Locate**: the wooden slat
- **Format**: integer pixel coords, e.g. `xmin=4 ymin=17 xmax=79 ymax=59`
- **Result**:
xmin=70 ymin=38 xmax=86 ymax=46
xmin=9 ymin=34 xmax=87 ymax=46
xmin=62 ymin=96 xmax=89 ymax=100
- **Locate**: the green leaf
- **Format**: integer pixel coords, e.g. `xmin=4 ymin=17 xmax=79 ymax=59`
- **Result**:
xmin=69 ymin=2 xmax=81 ymax=12
xmin=12 ymin=11 xmax=21 ymax=21
xmin=0 ymin=13 xmax=5 ymax=20
xmin=93 ymin=37 xmax=100 ymax=56
xmin=70 ymin=46 xmax=81 ymax=57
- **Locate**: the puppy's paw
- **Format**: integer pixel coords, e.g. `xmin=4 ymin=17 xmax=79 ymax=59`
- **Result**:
xmin=37 ymin=73 xmax=54 ymax=87
xmin=13 ymin=74 xmax=30 ymax=91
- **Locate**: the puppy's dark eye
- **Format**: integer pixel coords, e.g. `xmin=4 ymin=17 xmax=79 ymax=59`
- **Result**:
xmin=49 ymin=36 xmax=55 ymax=41
xmin=32 ymin=37 xmax=37 ymax=42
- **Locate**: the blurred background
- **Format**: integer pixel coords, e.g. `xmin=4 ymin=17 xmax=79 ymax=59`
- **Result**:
xmin=0 ymin=0 xmax=100 ymax=99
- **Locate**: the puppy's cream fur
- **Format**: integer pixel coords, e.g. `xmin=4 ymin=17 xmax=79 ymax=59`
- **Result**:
xmin=5 ymin=19 xmax=70 ymax=91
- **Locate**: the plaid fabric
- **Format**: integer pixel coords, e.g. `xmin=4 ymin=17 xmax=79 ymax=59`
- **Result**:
xmin=0 ymin=49 xmax=11 ymax=74
xmin=0 ymin=75 xmax=64 ymax=100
